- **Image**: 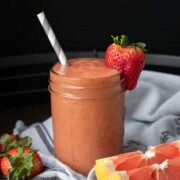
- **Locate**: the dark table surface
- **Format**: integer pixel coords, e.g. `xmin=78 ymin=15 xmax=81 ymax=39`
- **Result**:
xmin=0 ymin=103 xmax=51 ymax=133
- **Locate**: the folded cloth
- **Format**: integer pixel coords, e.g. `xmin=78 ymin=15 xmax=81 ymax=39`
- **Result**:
xmin=13 ymin=119 xmax=86 ymax=180
xmin=124 ymin=70 xmax=180 ymax=152
xmin=13 ymin=70 xmax=180 ymax=179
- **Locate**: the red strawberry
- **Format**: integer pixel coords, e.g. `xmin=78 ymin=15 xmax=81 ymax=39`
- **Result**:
xmin=0 ymin=133 xmax=32 ymax=164
xmin=105 ymin=35 xmax=146 ymax=90
xmin=1 ymin=147 xmax=43 ymax=179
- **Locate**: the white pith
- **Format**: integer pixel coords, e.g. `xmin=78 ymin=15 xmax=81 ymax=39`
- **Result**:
xmin=105 ymin=160 xmax=116 ymax=175
xmin=159 ymin=160 xmax=168 ymax=169
xmin=120 ymin=171 xmax=129 ymax=180
xmin=152 ymin=163 xmax=160 ymax=169
xmin=145 ymin=150 xmax=155 ymax=158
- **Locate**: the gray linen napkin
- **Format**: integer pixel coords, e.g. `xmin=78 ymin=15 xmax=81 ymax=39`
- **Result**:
xmin=13 ymin=70 xmax=180 ymax=179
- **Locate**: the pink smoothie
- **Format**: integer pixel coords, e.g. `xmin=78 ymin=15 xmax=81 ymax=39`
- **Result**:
xmin=49 ymin=58 xmax=125 ymax=176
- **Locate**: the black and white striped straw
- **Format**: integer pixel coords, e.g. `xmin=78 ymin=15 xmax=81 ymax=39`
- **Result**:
xmin=37 ymin=12 xmax=69 ymax=66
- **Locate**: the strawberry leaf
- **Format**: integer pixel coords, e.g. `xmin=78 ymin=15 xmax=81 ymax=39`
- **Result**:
xmin=18 ymin=136 xmax=32 ymax=147
xmin=0 ymin=153 xmax=7 ymax=157
xmin=0 ymin=134 xmax=12 ymax=152
xmin=110 ymin=34 xmax=147 ymax=52
xmin=111 ymin=35 xmax=120 ymax=45
xmin=8 ymin=167 xmax=28 ymax=180
xmin=135 ymin=42 xmax=147 ymax=52
xmin=120 ymin=35 xmax=130 ymax=47
xmin=111 ymin=34 xmax=130 ymax=47
xmin=1 ymin=135 xmax=32 ymax=153
xmin=8 ymin=169 xmax=19 ymax=180
xmin=7 ymin=147 xmax=36 ymax=180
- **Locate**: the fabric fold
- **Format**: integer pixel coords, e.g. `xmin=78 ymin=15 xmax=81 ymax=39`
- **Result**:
xmin=13 ymin=70 xmax=180 ymax=179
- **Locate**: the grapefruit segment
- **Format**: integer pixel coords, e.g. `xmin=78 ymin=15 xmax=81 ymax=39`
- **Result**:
xmin=158 ymin=168 xmax=168 ymax=180
xmin=109 ymin=158 xmax=180 ymax=180
xmin=94 ymin=140 xmax=180 ymax=180
xmin=109 ymin=164 xmax=158 ymax=180
xmin=146 ymin=141 xmax=180 ymax=165
xmin=113 ymin=151 xmax=145 ymax=171
xmin=127 ymin=165 xmax=156 ymax=180
xmin=158 ymin=157 xmax=180 ymax=180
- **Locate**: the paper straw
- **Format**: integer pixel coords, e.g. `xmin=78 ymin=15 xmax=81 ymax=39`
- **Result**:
xmin=37 ymin=12 xmax=68 ymax=66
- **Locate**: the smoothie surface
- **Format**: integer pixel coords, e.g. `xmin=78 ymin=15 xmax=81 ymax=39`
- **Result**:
xmin=52 ymin=58 xmax=120 ymax=79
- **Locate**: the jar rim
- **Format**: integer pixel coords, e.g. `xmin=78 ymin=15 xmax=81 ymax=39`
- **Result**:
xmin=48 ymin=85 xmax=125 ymax=99
xmin=49 ymin=78 xmax=124 ymax=89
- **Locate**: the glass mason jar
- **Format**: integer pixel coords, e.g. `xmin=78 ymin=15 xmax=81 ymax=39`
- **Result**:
xmin=49 ymin=58 xmax=125 ymax=176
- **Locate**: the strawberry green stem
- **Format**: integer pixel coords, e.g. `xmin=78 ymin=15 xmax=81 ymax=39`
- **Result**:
xmin=111 ymin=35 xmax=130 ymax=47
xmin=111 ymin=34 xmax=147 ymax=52
xmin=7 ymin=147 xmax=36 ymax=180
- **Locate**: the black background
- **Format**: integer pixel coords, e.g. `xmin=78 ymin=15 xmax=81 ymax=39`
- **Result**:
xmin=0 ymin=0 xmax=180 ymax=57
xmin=0 ymin=0 xmax=180 ymax=132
